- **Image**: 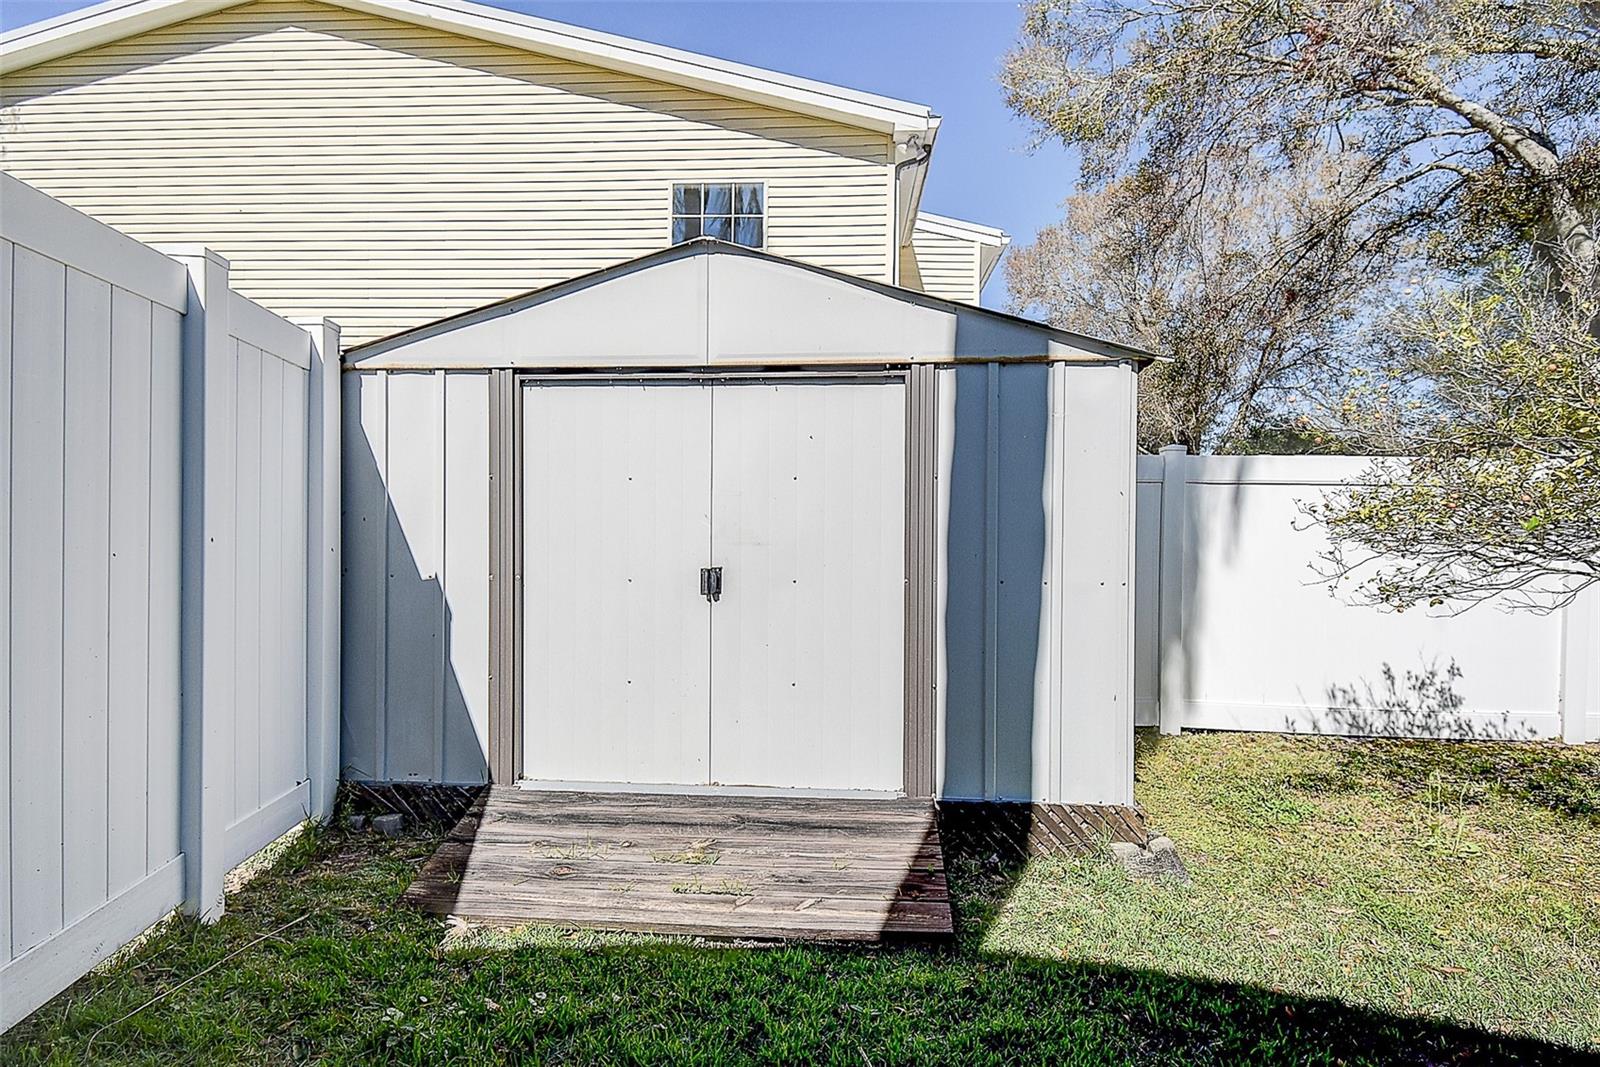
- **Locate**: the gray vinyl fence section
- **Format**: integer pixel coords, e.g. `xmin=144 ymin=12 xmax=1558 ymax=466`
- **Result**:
xmin=1137 ymin=447 xmax=1599 ymax=744
xmin=1 ymin=175 xmax=342 ymax=1032
xmin=219 ymin=289 xmax=313 ymax=868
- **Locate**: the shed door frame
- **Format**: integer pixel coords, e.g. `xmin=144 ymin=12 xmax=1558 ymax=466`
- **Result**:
xmin=486 ymin=365 xmax=938 ymax=797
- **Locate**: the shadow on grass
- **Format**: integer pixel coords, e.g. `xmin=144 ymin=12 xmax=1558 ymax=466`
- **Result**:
xmin=1331 ymin=737 xmax=1600 ymax=821
xmin=5 ymin=815 xmax=1596 ymax=1065
xmin=1135 ymin=723 xmax=1600 ymax=823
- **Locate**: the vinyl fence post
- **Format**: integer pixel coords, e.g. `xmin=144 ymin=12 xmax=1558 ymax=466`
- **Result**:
xmin=1156 ymin=444 xmax=1189 ymax=736
xmin=294 ymin=318 xmax=342 ymax=820
xmin=168 ymin=246 xmax=233 ymax=922
xmin=1560 ymin=589 xmax=1598 ymax=744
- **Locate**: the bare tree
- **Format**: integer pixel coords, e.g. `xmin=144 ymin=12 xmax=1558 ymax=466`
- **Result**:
xmin=1002 ymin=1 xmax=1600 ymax=294
xmin=1007 ymin=153 xmax=1381 ymax=451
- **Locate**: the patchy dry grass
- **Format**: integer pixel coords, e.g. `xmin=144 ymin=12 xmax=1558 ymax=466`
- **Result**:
xmin=2 ymin=733 xmax=1596 ymax=1065
xmin=972 ymin=733 xmax=1600 ymax=1054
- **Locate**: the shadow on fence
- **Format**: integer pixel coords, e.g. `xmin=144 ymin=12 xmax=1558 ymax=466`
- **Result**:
xmin=1292 ymin=659 xmax=1540 ymax=740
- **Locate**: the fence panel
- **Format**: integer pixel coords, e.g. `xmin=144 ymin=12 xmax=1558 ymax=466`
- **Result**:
xmin=1 ymin=173 xmax=188 ymax=1030
xmin=1139 ymin=448 xmax=1597 ymax=742
xmin=221 ymin=293 xmax=312 ymax=870
xmin=1 ymin=175 xmax=340 ymax=1032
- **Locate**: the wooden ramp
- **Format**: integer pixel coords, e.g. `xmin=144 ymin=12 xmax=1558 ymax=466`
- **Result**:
xmin=403 ymin=787 xmax=952 ymax=942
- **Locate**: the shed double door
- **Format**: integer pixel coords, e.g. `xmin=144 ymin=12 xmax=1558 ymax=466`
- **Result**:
xmin=521 ymin=377 xmax=906 ymax=792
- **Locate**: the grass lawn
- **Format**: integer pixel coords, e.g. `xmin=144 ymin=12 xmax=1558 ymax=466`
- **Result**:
xmin=4 ymin=732 xmax=1598 ymax=1065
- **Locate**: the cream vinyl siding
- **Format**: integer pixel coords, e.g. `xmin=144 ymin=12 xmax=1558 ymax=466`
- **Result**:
xmin=0 ymin=0 xmax=895 ymax=346
xmin=897 ymin=241 xmax=924 ymax=292
xmin=901 ymin=221 xmax=980 ymax=305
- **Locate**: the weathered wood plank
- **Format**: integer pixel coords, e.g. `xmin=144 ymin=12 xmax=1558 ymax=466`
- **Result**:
xmin=417 ymin=848 xmax=947 ymax=882
xmin=443 ymin=817 xmax=942 ymax=854
xmin=409 ymin=884 xmax=953 ymax=931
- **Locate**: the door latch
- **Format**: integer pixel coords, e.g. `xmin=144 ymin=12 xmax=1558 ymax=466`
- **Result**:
xmin=699 ymin=566 xmax=723 ymax=603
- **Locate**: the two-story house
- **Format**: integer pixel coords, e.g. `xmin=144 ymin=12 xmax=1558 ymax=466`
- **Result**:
xmin=1 ymin=0 xmax=1146 ymax=814
xmin=2 ymin=0 xmax=1009 ymax=347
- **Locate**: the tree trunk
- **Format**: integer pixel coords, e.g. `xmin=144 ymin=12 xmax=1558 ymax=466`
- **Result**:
xmin=1411 ymin=71 xmax=1597 ymax=287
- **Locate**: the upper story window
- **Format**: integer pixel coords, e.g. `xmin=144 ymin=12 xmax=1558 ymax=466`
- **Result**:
xmin=672 ymin=182 xmax=764 ymax=248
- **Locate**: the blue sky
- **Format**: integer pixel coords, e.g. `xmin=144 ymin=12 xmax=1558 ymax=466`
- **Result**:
xmin=1 ymin=0 xmax=1081 ymax=307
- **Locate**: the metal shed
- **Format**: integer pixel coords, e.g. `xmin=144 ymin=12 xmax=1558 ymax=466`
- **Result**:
xmin=341 ymin=240 xmax=1151 ymax=806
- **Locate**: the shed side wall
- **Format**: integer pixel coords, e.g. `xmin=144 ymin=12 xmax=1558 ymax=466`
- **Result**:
xmin=935 ymin=360 xmax=1135 ymax=805
xmin=341 ymin=369 xmax=491 ymax=782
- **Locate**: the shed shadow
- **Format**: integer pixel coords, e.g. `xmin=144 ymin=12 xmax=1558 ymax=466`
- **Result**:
xmin=940 ymin=359 xmax=1047 ymax=802
xmin=340 ymin=404 xmax=487 ymax=787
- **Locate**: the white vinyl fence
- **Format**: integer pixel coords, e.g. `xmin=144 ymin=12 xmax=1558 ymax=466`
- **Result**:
xmin=1136 ymin=447 xmax=1600 ymax=744
xmin=0 ymin=175 xmax=341 ymax=1030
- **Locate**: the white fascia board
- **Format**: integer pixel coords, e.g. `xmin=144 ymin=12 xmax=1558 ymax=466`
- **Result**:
xmin=0 ymin=0 xmax=236 ymax=73
xmin=914 ymin=211 xmax=1010 ymax=246
xmin=0 ymin=0 xmax=940 ymax=137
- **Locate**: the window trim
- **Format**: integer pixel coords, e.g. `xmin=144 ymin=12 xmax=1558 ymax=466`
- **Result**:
xmin=669 ymin=180 xmax=767 ymax=250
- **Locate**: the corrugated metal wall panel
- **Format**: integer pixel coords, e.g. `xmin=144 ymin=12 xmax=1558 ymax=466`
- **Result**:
xmin=935 ymin=361 xmax=1136 ymax=804
xmin=442 ymin=373 xmax=491 ymax=784
xmin=382 ymin=372 xmax=446 ymax=780
xmin=994 ymin=362 xmax=1050 ymax=801
xmin=2 ymin=0 xmax=896 ymax=346
xmin=341 ymin=369 xmax=493 ymax=783
xmin=1047 ymin=362 xmax=1137 ymax=805
xmin=344 ymin=358 xmax=1139 ymax=802
xmin=937 ymin=363 xmax=987 ymax=800
xmin=341 ymin=371 xmax=389 ymax=780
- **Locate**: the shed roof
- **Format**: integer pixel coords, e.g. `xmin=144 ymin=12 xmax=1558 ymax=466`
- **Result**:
xmin=346 ymin=238 xmax=1159 ymax=369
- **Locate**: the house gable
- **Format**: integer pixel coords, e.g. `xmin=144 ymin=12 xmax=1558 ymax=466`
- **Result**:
xmin=0 ymin=0 xmax=940 ymax=137
xmin=900 ymin=212 xmax=1010 ymax=305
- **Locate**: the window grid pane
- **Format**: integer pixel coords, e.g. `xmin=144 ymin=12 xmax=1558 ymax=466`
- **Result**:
xmin=673 ymin=183 xmax=702 ymax=215
xmin=703 ymin=183 xmax=733 ymax=215
xmin=733 ymin=216 xmax=763 ymax=247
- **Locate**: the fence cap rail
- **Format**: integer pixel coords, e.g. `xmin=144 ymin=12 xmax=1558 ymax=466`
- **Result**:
xmin=156 ymin=244 xmax=230 ymax=271
xmin=229 ymin=291 xmax=312 ymax=370
xmin=1 ymin=173 xmax=187 ymax=311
